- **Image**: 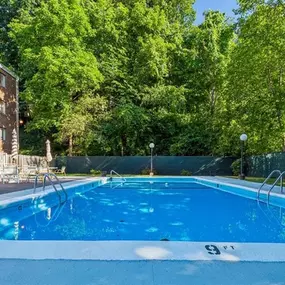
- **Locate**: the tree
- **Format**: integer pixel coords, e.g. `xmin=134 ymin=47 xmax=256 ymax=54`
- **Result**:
xmin=58 ymin=94 xmax=108 ymax=156
xmin=9 ymin=0 xmax=104 ymax=154
xmin=87 ymin=0 xmax=196 ymax=155
xmin=218 ymin=1 xmax=285 ymax=155
xmin=168 ymin=11 xmax=235 ymax=155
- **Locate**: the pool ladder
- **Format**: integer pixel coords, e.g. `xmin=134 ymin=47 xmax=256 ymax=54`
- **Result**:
xmin=33 ymin=173 xmax=68 ymax=204
xmin=110 ymin=170 xmax=126 ymax=182
xmin=257 ymin=170 xmax=284 ymax=203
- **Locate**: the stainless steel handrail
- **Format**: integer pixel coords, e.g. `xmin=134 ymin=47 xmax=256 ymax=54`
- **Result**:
xmin=33 ymin=173 xmax=67 ymax=204
xmin=43 ymin=173 xmax=68 ymax=204
xmin=110 ymin=170 xmax=126 ymax=182
xmin=257 ymin=170 xmax=282 ymax=199
xmin=267 ymin=170 xmax=285 ymax=203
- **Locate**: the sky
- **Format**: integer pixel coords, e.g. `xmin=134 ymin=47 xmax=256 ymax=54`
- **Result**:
xmin=193 ymin=0 xmax=238 ymax=24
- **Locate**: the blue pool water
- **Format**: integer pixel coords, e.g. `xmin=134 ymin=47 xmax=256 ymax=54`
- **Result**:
xmin=1 ymin=179 xmax=285 ymax=242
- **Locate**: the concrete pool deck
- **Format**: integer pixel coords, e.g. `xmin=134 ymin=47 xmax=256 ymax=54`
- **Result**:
xmin=0 ymin=176 xmax=88 ymax=195
xmin=1 ymin=240 xmax=285 ymax=285
xmin=0 ymin=175 xmax=278 ymax=196
xmin=204 ymin=176 xmax=280 ymax=192
xmin=0 ymin=176 xmax=100 ymax=204
xmin=1 ymin=259 xmax=285 ymax=285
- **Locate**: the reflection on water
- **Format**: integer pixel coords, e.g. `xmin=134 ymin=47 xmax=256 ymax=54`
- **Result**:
xmin=34 ymin=201 xmax=66 ymax=228
xmin=14 ymin=221 xmax=19 ymax=240
xmin=0 ymin=181 xmax=285 ymax=242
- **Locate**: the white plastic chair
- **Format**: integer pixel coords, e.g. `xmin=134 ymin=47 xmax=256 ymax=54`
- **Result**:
xmin=2 ymin=165 xmax=19 ymax=184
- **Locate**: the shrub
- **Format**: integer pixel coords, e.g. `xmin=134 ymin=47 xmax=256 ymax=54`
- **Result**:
xmin=90 ymin=169 xmax=101 ymax=176
xmin=231 ymin=159 xmax=241 ymax=176
xmin=56 ymin=156 xmax=67 ymax=168
xmin=141 ymin=168 xmax=157 ymax=175
xmin=180 ymin=169 xmax=192 ymax=176
xmin=231 ymin=158 xmax=249 ymax=176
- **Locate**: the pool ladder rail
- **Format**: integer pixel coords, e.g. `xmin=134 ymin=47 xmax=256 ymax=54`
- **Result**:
xmin=110 ymin=170 xmax=126 ymax=183
xmin=257 ymin=170 xmax=284 ymax=203
xmin=33 ymin=172 xmax=68 ymax=204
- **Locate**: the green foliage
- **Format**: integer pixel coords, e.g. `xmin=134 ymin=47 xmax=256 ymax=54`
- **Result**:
xmin=231 ymin=159 xmax=241 ymax=176
xmin=9 ymin=0 xmax=104 ymax=155
xmin=220 ymin=1 xmax=285 ymax=155
xmin=56 ymin=156 xmax=67 ymax=168
xmin=141 ymin=168 xmax=158 ymax=175
xmin=90 ymin=169 xmax=101 ymax=176
xmin=180 ymin=169 xmax=192 ymax=176
xmin=3 ymin=0 xmax=285 ymax=157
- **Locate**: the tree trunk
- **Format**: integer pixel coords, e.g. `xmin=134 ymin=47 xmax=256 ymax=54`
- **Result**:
xmin=68 ymin=135 xmax=73 ymax=156
xmin=121 ymin=134 xmax=127 ymax=156
xmin=210 ymin=86 xmax=216 ymax=115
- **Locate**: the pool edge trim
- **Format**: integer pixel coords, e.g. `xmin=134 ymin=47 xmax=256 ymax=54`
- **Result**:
xmin=0 ymin=240 xmax=284 ymax=262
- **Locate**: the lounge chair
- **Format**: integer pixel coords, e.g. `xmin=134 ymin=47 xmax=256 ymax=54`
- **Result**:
xmin=1 ymin=165 xmax=19 ymax=184
xmin=21 ymin=165 xmax=38 ymax=182
xmin=54 ymin=166 xmax=66 ymax=176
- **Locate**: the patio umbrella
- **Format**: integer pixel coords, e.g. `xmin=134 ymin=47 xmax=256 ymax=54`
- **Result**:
xmin=46 ymin=139 xmax=52 ymax=165
xmin=11 ymin=128 xmax=18 ymax=163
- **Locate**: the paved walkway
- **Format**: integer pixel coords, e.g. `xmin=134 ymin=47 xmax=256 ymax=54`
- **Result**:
xmin=202 ymin=176 xmax=283 ymax=193
xmin=1 ymin=260 xmax=284 ymax=285
xmin=0 ymin=176 xmax=87 ymax=195
xmin=0 ymin=176 xmax=275 ymax=195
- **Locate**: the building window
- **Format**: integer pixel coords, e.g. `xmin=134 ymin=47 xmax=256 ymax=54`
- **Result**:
xmin=0 ymin=128 xmax=6 ymax=141
xmin=0 ymin=73 xmax=6 ymax=88
xmin=0 ymin=101 xmax=5 ymax=114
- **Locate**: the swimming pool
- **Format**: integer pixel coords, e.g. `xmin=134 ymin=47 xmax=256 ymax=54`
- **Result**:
xmin=2 ymin=177 xmax=285 ymax=285
xmin=1 ymin=177 xmax=285 ymax=243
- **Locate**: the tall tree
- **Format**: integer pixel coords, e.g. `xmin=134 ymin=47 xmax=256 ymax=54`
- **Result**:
xmin=218 ymin=1 xmax=285 ymax=155
xmin=0 ymin=0 xmax=38 ymax=66
xmin=168 ymin=11 xmax=235 ymax=155
xmin=87 ymin=0 xmax=196 ymax=155
xmin=9 ymin=0 xmax=104 ymax=155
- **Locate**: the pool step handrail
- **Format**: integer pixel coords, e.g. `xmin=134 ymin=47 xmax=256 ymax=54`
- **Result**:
xmin=257 ymin=170 xmax=282 ymax=200
xmin=267 ymin=171 xmax=285 ymax=203
xmin=33 ymin=173 xmax=68 ymax=204
xmin=110 ymin=170 xmax=126 ymax=182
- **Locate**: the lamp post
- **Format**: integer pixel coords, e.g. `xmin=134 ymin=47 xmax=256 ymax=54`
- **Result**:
xmin=149 ymin=143 xmax=155 ymax=175
xmin=240 ymin=134 xmax=248 ymax=180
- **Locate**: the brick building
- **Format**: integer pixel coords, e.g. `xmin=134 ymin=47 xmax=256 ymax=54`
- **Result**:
xmin=0 ymin=63 xmax=19 ymax=154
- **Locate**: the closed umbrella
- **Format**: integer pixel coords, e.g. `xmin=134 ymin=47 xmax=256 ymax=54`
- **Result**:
xmin=46 ymin=139 xmax=52 ymax=165
xmin=11 ymin=128 xmax=18 ymax=164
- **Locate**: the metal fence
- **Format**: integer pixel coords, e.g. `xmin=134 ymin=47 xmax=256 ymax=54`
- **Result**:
xmin=55 ymin=156 xmax=236 ymax=176
xmin=0 ymin=153 xmax=46 ymax=168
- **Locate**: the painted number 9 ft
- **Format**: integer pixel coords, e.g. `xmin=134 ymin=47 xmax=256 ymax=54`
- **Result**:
xmin=205 ymin=245 xmax=221 ymax=255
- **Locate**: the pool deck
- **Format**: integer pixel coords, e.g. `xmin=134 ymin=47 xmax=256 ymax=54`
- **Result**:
xmin=0 ymin=177 xmax=83 ymax=195
xmin=1 ymin=259 xmax=285 ymax=285
xmin=201 ymin=176 xmax=281 ymax=192
xmin=0 ymin=175 xmax=271 ymax=194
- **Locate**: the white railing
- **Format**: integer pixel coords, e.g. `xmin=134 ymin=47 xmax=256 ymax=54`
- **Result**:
xmin=110 ymin=170 xmax=126 ymax=182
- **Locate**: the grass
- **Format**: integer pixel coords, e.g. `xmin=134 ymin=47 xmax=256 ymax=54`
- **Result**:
xmin=57 ymin=173 xmax=90 ymax=177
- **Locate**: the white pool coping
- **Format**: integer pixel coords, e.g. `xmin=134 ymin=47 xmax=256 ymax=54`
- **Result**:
xmin=0 ymin=240 xmax=284 ymax=262
xmin=196 ymin=176 xmax=285 ymax=207
xmin=0 ymin=177 xmax=107 ymax=208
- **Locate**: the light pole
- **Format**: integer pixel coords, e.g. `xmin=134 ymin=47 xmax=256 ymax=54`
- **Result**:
xmin=149 ymin=143 xmax=155 ymax=175
xmin=240 ymin=134 xmax=248 ymax=180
